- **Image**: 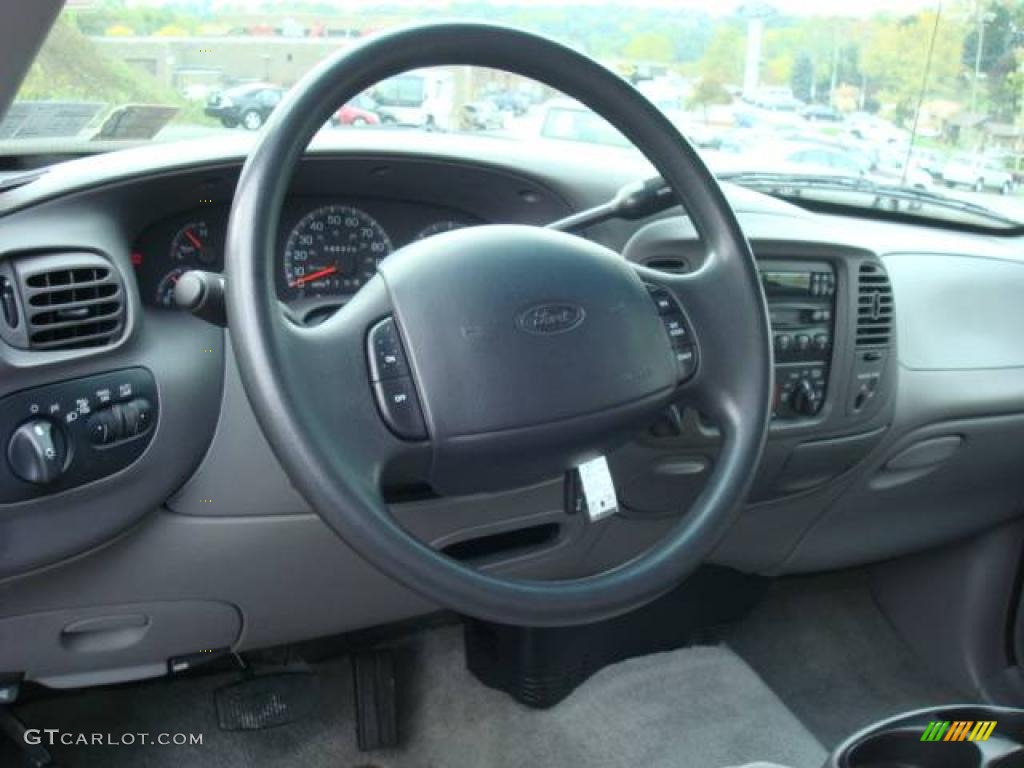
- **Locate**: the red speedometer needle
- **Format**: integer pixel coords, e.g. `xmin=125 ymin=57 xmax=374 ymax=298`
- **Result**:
xmin=290 ymin=265 xmax=338 ymax=287
xmin=183 ymin=229 xmax=203 ymax=249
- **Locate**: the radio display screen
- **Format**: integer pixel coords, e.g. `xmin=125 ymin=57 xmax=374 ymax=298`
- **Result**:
xmin=761 ymin=271 xmax=811 ymax=294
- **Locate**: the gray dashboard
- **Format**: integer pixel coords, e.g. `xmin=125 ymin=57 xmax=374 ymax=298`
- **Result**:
xmin=0 ymin=131 xmax=1023 ymax=687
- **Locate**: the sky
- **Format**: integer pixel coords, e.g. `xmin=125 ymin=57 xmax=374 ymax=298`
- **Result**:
xmin=120 ymin=0 xmax=945 ymax=18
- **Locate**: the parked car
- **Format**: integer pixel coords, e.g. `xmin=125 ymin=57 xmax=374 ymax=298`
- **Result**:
xmin=204 ymin=82 xmax=285 ymax=130
xmin=460 ymin=100 xmax=504 ymax=131
xmin=537 ymin=98 xmax=629 ymax=147
xmin=845 ymin=112 xmax=908 ymax=145
xmin=874 ymin=147 xmax=935 ymax=189
xmin=331 ymin=94 xmax=380 ymax=127
xmin=761 ymin=141 xmax=874 ymax=176
xmin=747 ymin=86 xmax=804 ymax=112
xmin=371 ymin=70 xmax=455 ymax=130
xmin=801 ymin=104 xmax=843 ymax=123
xmin=941 ymin=153 xmax=1014 ymax=194
xmin=485 ymin=89 xmax=530 ymax=116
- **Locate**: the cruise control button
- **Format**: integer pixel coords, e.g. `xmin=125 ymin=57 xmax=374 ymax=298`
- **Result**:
xmin=674 ymin=345 xmax=697 ymax=380
xmin=367 ymin=318 xmax=410 ymax=381
xmin=373 ymin=377 xmax=427 ymax=440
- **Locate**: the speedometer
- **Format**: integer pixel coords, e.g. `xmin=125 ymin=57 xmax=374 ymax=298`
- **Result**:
xmin=281 ymin=205 xmax=392 ymax=301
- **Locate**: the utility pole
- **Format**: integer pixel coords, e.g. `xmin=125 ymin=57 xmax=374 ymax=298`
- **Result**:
xmin=830 ymin=30 xmax=839 ymax=108
xmin=972 ymin=2 xmax=995 ymax=115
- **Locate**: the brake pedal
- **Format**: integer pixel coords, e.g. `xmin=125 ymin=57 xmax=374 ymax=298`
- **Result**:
xmin=215 ymin=669 xmax=317 ymax=731
xmin=352 ymin=649 xmax=399 ymax=751
xmin=0 ymin=707 xmax=52 ymax=768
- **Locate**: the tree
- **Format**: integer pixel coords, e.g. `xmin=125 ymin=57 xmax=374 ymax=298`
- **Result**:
xmin=623 ymin=32 xmax=675 ymax=64
xmin=860 ymin=10 xmax=964 ymax=123
xmin=791 ymin=52 xmax=814 ymax=101
xmin=688 ymin=77 xmax=731 ymax=121
xmin=699 ymin=24 xmax=745 ymax=85
xmin=962 ymin=2 xmax=1014 ymax=75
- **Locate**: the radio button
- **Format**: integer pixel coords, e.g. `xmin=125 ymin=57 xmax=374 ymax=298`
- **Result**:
xmin=814 ymin=333 xmax=830 ymax=351
xmin=775 ymin=334 xmax=792 ymax=352
xmin=795 ymin=334 xmax=811 ymax=352
xmin=646 ymin=286 xmax=676 ymax=315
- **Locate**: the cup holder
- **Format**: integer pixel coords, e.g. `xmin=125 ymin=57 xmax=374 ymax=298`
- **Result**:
xmin=827 ymin=706 xmax=1024 ymax=768
xmin=847 ymin=728 xmax=983 ymax=768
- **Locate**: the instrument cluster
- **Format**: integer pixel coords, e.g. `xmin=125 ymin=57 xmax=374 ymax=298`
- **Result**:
xmin=132 ymin=199 xmax=479 ymax=317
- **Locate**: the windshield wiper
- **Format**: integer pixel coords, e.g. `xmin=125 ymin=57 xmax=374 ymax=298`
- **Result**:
xmin=719 ymin=171 xmax=1022 ymax=228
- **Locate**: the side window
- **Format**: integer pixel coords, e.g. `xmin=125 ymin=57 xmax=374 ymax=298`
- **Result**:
xmin=261 ymin=90 xmax=282 ymax=108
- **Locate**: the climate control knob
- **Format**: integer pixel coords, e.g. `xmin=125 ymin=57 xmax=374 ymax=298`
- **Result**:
xmin=789 ymin=379 xmax=821 ymax=417
xmin=7 ymin=419 xmax=68 ymax=485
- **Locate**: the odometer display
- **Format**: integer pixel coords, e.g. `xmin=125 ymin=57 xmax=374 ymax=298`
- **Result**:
xmin=282 ymin=205 xmax=392 ymax=301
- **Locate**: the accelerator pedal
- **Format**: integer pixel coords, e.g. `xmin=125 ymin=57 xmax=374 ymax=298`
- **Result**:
xmin=352 ymin=648 xmax=399 ymax=751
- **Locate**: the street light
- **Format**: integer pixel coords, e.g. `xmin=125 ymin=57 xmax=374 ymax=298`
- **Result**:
xmin=737 ymin=4 xmax=776 ymax=101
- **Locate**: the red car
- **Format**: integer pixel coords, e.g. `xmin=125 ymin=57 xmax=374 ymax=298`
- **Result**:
xmin=332 ymin=98 xmax=380 ymax=127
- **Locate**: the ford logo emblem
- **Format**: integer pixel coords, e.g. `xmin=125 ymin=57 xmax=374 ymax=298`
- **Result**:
xmin=516 ymin=303 xmax=586 ymax=335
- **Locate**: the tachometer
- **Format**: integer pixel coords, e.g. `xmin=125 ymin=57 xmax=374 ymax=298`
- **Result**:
xmin=282 ymin=205 xmax=392 ymax=301
xmin=416 ymin=220 xmax=467 ymax=240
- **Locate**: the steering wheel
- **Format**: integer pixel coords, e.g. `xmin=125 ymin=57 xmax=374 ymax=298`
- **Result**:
xmin=225 ymin=23 xmax=772 ymax=627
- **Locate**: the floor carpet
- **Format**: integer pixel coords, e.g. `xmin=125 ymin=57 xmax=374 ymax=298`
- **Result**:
xmin=5 ymin=626 xmax=826 ymax=768
xmin=729 ymin=571 xmax=969 ymax=748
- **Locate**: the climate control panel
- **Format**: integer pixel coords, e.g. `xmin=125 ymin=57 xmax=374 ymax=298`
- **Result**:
xmin=0 ymin=368 xmax=158 ymax=502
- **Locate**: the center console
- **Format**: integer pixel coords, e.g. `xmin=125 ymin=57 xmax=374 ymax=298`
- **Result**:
xmin=761 ymin=260 xmax=836 ymax=421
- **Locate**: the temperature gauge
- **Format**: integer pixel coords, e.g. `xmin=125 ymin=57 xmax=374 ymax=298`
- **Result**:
xmin=170 ymin=220 xmax=216 ymax=266
xmin=155 ymin=267 xmax=187 ymax=308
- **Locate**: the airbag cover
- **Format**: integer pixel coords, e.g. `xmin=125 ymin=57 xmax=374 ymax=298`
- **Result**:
xmin=379 ymin=225 xmax=676 ymax=471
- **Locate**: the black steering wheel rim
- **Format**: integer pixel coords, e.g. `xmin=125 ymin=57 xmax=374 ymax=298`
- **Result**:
xmin=225 ymin=22 xmax=773 ymax=627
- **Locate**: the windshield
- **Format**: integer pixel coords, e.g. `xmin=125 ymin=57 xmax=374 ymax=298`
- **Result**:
xmin=7 ymin=0 xmax=1024 ymax=225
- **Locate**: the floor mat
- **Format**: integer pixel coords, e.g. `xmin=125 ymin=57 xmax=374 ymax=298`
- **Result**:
xmin=4 ymin=627 xmax=826 ymax=768
xmin=729 ymin=571 xmax=969 ymax=748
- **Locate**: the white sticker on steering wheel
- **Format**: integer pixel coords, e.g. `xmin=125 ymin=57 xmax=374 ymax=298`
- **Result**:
xmin=577 ymin=456 xmax=618 ymax=521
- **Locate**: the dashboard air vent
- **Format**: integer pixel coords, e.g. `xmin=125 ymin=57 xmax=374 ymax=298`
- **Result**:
xmin=856 ymin=262 xmax=894 ymax=348
xmin=10 ymin=253 xmax=125 ymax=351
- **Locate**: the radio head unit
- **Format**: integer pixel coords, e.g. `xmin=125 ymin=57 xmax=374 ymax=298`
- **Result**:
xmin=760 ymin=262 xmax=836 ymax=420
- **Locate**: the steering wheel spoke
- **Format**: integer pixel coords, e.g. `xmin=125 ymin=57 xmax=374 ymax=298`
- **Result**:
xmin=634 ymin=257 xmax=770 ymax=436
xmin=276 ymin=277 xmax=428 ymax=483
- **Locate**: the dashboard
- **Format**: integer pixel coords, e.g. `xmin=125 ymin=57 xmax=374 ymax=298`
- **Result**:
xmin=1 ymin=131 xmax=1024 ymax=689
xmin=131 ymin=198 xmax=480 ymax=320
